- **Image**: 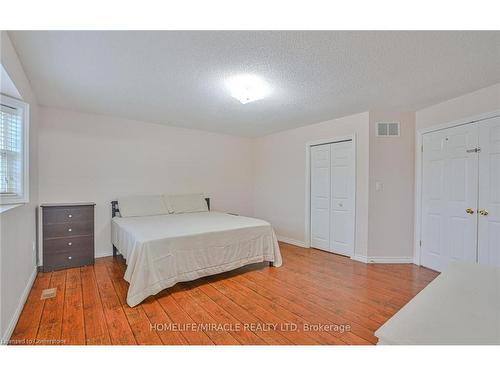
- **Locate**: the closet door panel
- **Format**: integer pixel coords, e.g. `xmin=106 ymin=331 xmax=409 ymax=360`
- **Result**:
xmin=330 ymin=141 xmax=355 ymax=256
xmin=311 ymin=144 xmax=331 ymax=250
xmin=421 ymin=123 xmax=478 ymax=271
xmin=445 ymin=124 xmax=479 ymax=265
xmin=478 ymin=117 xmax=500 ymax=266
xmin=421 ymin=131 xmax=448 ymax=271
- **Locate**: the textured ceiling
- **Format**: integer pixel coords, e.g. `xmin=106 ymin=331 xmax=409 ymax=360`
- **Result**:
xmin=9 ymin=31 xmax=500 ymax=137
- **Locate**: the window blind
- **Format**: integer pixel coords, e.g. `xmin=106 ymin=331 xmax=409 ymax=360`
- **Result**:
xmin=0 ymin=103 xmax=23 ymax=196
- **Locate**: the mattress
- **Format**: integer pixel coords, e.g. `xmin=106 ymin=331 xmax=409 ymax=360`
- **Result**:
xmin=111 ymin=211 xmax=282 ymax=306
xmin=375 ymin=262 xmax=500 ymax=344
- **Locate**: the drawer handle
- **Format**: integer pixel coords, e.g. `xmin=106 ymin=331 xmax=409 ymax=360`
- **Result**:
xmin=68 ymin=256 xmax=72 ymax=260
xmin=68 ymin=228 xmax=72 ymax=232
xmin=68 ymin=214 xmax=73 ymax=218
xmin=68 ymin=242 xmax=72 ymax=246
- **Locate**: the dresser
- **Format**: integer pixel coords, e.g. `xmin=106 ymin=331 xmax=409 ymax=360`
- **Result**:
xmin=41 ymin=203 xmax=95 ymax=272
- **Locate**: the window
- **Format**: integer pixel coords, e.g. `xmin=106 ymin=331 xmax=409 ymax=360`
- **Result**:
xmin=0 ymin=94 xmax=29 ymax=204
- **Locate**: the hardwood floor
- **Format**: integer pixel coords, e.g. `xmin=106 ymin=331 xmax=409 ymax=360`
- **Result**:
xmin=10 ymin=243 xmax=439 ymax=345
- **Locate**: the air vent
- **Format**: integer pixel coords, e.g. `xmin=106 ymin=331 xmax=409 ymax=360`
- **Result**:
xmin=376 ymin=122 xmax=400 ymax=137
xmin=41 ymin=288 xmax=57 ymax=300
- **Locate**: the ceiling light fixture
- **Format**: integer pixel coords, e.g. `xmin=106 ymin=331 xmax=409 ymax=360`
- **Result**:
xmin=226 ymin=74 xmax=270 ymax=104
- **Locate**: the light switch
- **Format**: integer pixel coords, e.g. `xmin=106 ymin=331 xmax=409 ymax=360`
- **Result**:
xmin=375 ymin=181 xmax=384 ymax=191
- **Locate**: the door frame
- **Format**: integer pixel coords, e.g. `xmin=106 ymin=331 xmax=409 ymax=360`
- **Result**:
xmin=413 ymin=110 xmax=500 ymax=266
xmin=305 ymin=134 xmax=357 ymax=257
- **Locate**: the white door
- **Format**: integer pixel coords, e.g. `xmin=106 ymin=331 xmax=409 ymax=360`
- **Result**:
xmin=478 ymin=117 xmax=500 ymax=266
xmin=310 ymin=144 xmax=331 ymax=250
xmin=330 ymin=141 xmax=355 ymax=256
xmin=421 ymin=123 xmax=479 ymax=271
xmin=310 ymin=140 xmax=355 ymax=256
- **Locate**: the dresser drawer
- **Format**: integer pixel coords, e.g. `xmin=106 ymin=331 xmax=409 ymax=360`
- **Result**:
xmin=44 ymin=235 xmax=93 ymax=255
xmin=43 ymin=250 xmax=94 ymax=272
xmin=43 ymin=206 xmax=94 ymax=224
xmin=43 ymin=220 xmax=93 ymax=239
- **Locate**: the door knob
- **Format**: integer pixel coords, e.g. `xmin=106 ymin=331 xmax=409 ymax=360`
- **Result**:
xmin=479 ymin=209 xmax=489 ymax=216
xmin=466 ymin=208 xmax=475 ymax=215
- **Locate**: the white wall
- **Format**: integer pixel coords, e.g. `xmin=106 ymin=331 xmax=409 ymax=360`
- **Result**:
xmin=0 ymin=31 xmax=39 ymax=342
xmin=38 ymin=107 xmax=255 ymax=258
xmin=253 ymin=112 xmax=370 ymax=257
xmin=368 ymin=112 xmax=415 ymax=260
xmin=416 ymin=83 xmax=500 ymax=131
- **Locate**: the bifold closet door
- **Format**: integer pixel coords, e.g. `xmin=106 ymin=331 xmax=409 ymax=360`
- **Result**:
xmin=330 ymin=141 xmax=355 ymax=257
xmin=421 ymin=123 xmax=479 ymax=271
xmin=311 ymin=141 xmax=354 ymax=256
xmin=478 ymin=117 xmax=500 ymax=266
xmin=311 ymin=144 xmax=331 ymax=251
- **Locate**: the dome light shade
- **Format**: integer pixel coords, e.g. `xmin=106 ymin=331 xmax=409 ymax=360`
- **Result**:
xmin=226 ymin=74 xmax=270 ymax=104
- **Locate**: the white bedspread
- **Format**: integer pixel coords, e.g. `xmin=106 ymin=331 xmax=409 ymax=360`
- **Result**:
xmin=111 ymin=211 xmax=282 ymax=307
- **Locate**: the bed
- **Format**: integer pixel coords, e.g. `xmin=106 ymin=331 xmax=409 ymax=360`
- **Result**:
xmin=111 ymin=197 xmax=282 ymax=307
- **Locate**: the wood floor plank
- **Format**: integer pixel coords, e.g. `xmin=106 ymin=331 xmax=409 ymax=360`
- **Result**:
xmin=249 ymin=266 xmax=381 ymax=332
xmin=9 ymin=272 xmax=52 ymax=344
xmin=218 ymin=276 xmax=348 ymax=344
xmin=104 ymin=260 xmax=162 ymax=345
xmin=36 ymin=270 xmax=67 ymax=344
xmin=10 ymin=243 xmax=438 ymax=345
xmin=283 ymin=255 xmax=407 ymax=313
xmin=93 ymin=260 xmax=136 ymax=344
xmin=80 ymin=265 xmax=111 ymax=344
xmin=141 ymin=297 xmax=189 ymax=345
xmin=255 ymin=260 xmax=390 ymax=325
xmin=235 ymin=271 xmax=374 ymax=344
xmin=179 ymin=283 xmax=265 ymax=344
xmin=208 ymin=276 xmax=320 ymax=344
xmin=195 ymin=282 xmax=292 ymax=345
xmin=266 ymin=257 xmax=398 ymax=321
xmin=169 ymin=285 xmax=239 ymax=345
xmin=155 ymin=291 xmax=214 ymax=345
xmin=61 ymin=268 xmax=85 ymax=344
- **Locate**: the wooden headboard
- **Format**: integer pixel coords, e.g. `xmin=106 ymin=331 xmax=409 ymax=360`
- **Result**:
xmin=111 ymin=197 xmax=210 ymax=218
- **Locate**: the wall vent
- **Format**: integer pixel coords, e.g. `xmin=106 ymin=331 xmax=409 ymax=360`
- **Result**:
xmin=376 ymin=122 xmax=400 ymax=137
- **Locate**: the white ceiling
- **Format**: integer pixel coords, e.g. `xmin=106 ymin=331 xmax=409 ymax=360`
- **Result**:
xmin=9 ymin=31 xmax=500 ymax=137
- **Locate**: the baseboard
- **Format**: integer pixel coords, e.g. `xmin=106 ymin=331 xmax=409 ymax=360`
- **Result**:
xmin=351 ymin=255 xmax=414 ymax=264
xmin=276 ymin=236 xmax=307 ymax=248
xmin=351 ymin=254 xmax=369 ymax=263
xmin=95 ymin=249 xmax=115 ymax=258
xmin=1 ymin=266 xmax=37 ymax=345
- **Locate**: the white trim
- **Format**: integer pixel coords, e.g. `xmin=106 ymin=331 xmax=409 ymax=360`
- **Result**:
xmin=413 ymin=109 xmax=500 ymax=266
xmin=95 ymin=249 xmax=115 ymax=258
xmin=351 ymin=254 xmax=414 ymax=264
xmin=351 ymin=254 xmax=368 ymax=263
xmin=276 ymin=235 xmax=306 ymax=248
xmin=0 ymin=203 xmax=23 ymax=214
xmin=1 ymin=266 xmax=37 ymax=344
xmin=304 ymin=134 xmax=357 ymax=256
xmin=0 ymin=94 xmax=30 ymax=205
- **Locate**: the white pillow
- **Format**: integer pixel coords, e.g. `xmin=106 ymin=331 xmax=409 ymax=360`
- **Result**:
xmin=118 ymin=195 xmax=169 ymax=217
xmin=164 ymin=193 xmax=208 ymax=214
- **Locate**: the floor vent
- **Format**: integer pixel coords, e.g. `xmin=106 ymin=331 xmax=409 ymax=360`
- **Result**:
xmin=41 ymin=288 xmax=57 ymax=300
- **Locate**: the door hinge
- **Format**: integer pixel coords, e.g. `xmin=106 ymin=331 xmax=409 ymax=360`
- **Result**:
xmin=419 ymin=240 xmax=422 ymax=247
xmin=421 ymin=144 xmax=424 ymax=152
xmin=466 ymin=147 xmax=481 ymax=153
